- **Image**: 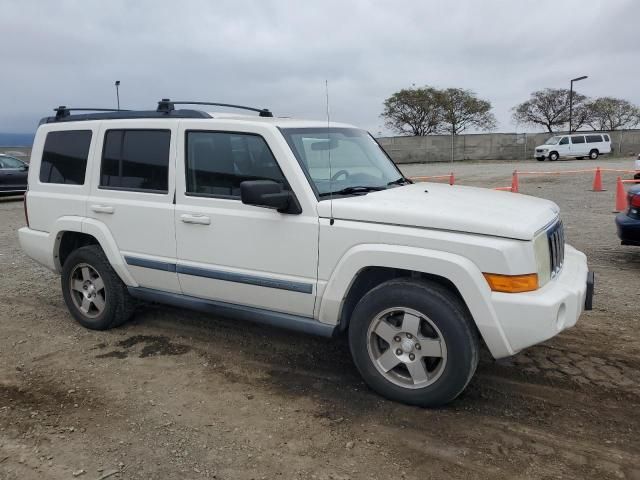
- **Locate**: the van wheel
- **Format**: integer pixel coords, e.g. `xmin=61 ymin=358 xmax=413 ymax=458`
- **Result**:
xmin=589 ymin=149 xmax=599 ymax=160
xmin=549 ymin=152 xmax=559 ymax=161
xmin=348 ymin=279 xmax=479 ymax=407
xmin=61 ymin=245 xmax=135 ymax=330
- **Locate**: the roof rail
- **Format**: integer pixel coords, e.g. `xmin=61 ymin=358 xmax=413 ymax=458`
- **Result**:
xmin=54 ymin=106 xmax=130 ymax=120
xmin=157 ymin=99 xmax=273 ymax=117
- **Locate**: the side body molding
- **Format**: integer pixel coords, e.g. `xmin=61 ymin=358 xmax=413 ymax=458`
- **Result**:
xmin=318 ymin=244 xmax=514 ymax=358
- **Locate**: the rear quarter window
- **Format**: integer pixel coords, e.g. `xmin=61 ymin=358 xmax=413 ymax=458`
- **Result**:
xmin=586 ymin=135 xmax=603 ymax=143
xmin=39 ymin=130 xmax=92 ymax=185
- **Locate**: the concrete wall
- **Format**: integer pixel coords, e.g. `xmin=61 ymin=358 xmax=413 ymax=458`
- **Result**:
xmin=0 ymin=146 xmax=31 ymax=160
xmin=378 ymin=129 xmax=640 ymax=163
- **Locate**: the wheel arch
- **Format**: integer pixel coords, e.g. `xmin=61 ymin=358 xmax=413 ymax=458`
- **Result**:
xmin=318 ymin=244 xmax=514 ymax=358
xmin=50 ymin=217 xmax=137 ymax=287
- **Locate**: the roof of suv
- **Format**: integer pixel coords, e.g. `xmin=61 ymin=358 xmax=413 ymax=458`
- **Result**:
xmin=39 ymin=100 xmax=356 ymax=130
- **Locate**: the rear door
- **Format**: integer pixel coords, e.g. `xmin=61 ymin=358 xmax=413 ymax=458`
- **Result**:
xmin=570 ymin=135 xmax=587 ymax=156
xmin=87 ymin=120 xmax=180 ymax=293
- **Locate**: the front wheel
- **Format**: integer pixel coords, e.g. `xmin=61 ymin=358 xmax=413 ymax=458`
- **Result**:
xmin=549 ymin=152 xmax=559 ymax=161
xmin=348 ymin=279 xmax=479 ymax=407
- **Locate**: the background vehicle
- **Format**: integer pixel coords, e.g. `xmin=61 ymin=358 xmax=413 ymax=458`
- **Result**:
xmin=0 ymin=154 xmax=29 ymax=196
xmin=535 ymin=133 xmax=611 ymax=161
xmin=19 ymin=101 xmax=593 ymax=407
xmin=616 ymin=185 xmax=640 ymax=246
xmin=634 ymin=154 xmax=640 ymax=180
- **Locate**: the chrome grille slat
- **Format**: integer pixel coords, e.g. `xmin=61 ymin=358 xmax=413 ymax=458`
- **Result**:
xmin=547 ymin=220 xmax=565 ymax=278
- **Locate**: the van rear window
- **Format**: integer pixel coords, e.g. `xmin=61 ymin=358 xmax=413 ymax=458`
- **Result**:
xmin=39 ymin=130 xmax=92 ymax=185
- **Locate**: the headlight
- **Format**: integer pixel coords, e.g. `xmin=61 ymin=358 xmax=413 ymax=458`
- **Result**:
xmin=542 ymin=149 xmax=549 ymax=153
xmin=534 ymin=231 xmax=551 ymax=286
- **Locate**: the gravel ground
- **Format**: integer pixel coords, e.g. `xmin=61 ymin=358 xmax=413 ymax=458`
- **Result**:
xmin=1 ymin=156 xmax=639 ymax=480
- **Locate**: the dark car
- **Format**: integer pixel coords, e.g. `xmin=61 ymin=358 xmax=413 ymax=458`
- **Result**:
xmin=616 ymin=185 xmax=640 ymax=246
xmin=0 ymin=154 xmax=29 ymax=196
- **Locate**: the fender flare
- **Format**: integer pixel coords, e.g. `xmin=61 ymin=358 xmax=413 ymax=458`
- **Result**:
xmin=318 ymin=244 xmax=514 ymax=358
xmin=49 ymin=216 xmax=137 ymax=286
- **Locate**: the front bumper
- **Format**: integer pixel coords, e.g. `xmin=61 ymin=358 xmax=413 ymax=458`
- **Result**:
xmin=615 ymin=212 xmax=640 ymax=245
xmin=489 ymin=245 xmax=591 ymax=355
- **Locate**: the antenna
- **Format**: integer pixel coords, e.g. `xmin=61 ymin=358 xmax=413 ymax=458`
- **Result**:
xmin=326 ymin=80 xmax=333 ymax=220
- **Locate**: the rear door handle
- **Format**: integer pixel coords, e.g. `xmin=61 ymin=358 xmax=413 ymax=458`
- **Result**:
xmin=180 ymin=213 xmax=211 ymax=225
xmin=91 ymin=204 xmax=115 ymax=214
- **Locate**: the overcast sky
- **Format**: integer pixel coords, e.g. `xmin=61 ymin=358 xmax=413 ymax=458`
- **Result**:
xmin=1 ymin=0 xmax=638 ymax=135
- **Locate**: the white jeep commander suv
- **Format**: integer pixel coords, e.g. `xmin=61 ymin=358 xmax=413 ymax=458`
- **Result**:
xmin=19 ymin=100 xmax=594 ymax=407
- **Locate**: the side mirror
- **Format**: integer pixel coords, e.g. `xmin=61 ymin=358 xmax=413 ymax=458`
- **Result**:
xmin=240 ymin=180 xmax=301 ymax=214
xmin=22 ymin=164 xmax=29 ymax=171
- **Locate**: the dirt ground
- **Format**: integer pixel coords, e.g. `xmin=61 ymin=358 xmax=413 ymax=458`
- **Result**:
xmin=1 ymin=157 xmax=639 ymax=480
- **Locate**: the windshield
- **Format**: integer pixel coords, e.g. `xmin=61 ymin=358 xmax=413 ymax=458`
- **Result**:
xmin=544 ymin=136 xmax=561 ymax=145
xmin=280 ymin=127 xmax=405 ymax=197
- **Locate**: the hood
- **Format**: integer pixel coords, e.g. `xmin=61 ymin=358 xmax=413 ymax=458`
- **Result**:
xmin=536 ymin=144 xmax=553 ymax=149
xmin=319 ymin=183 xmax=559 ymax=240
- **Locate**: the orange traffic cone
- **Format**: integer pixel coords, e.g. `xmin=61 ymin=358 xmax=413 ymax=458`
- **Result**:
xmin=592 ymin=167 xmax=603 ymax=192
xmin=449 ymin=172 xmax=455 ymax=186
xmin=511 ymin=170 xmax=519 ymax=193
xmin=615 ymin=176 xmax=627 ymax=212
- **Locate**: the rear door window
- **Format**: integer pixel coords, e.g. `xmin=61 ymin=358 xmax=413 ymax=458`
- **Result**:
xmin=100 ymin=129 xmax=170 ymax=193
xmin=603 ymin=134 xmax=610 ymax=142
xmin=40 ymin=130 xmax=92 ymax=185
xmin=571 ymin=136 xmax=585 ymax=144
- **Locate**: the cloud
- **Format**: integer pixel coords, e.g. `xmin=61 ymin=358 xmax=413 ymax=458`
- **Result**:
xmin=0 ymin=0 xmax=637 ymax=134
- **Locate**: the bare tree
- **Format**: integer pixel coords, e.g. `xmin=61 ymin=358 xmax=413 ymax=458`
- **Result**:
xmin=381 ymin=87 xmax=443 ymax=136
xmin=512 ymin=88 xmax=586 ymax=133
xmin=584 ymin=97 xmax=640 ymax=130
xmin=436 ymin=88 xmax=496 ymax=135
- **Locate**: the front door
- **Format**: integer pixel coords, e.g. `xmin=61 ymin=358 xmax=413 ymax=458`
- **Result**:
xmin=87 ymin=122 xmax=180 ymax=293
xmin=557 ymin=136 xmax=570 ymax=156
xmin=174 ymin=123 xmax=318 ymax=317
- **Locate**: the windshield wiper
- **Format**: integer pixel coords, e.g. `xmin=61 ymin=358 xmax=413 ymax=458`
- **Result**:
xmin=387 ymin=177 xmax=412 ymax=186
xmin=319 ymin=185 xmax=386 ymax=197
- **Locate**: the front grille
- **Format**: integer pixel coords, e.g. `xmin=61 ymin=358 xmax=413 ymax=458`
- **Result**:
xmin=536 ymin=149 xmax=544 ymax=153
xmin=547 ymin=220 xmax=565 ymax=277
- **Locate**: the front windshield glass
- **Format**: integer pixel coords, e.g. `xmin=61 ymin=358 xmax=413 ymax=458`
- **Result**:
xmin=280 ymin=128 xmax=404 ymax=197
xmin=545 ymin=136 xmax=561 ymax=145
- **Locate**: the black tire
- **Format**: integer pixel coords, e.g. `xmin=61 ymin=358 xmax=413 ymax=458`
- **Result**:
xmin=348 ymin=279 xmax=479 ymax=407
xmin=589 ymin=149 xmax=599 ymax=160
xmin=549 ymin=151 xmax=559 ymax=161
xmin=61 ymin=245 xmax=135 ymax=330
xmin=576 ymin=157 xmax=584 ymax=160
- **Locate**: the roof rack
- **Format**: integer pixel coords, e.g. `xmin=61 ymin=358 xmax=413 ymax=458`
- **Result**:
xmin=54 ymin=106 xmax=130 ymax=120
xmin=157 ymin=99 xmax=273 ymax=117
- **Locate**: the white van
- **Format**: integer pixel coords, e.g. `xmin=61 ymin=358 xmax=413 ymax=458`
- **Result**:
xmin=534 ymin=133 xmax=612 ymax=161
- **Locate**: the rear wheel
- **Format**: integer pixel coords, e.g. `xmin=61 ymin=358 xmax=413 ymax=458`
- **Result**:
xmin=61 ymin=245 xmax=135 ymax=330
xmin=589 ymin=149 xmax=599 ymax=160
xmin=348 ymin=279 xmax=479 ymax=407
xmin=549 ymin=151 xmax=559 ymax=161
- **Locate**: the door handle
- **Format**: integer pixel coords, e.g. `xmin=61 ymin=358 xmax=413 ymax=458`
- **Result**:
xmin=91 ymin=204 xmax=115 ymax=214
xmin=180 ymin=213 xmax=211 ymax=225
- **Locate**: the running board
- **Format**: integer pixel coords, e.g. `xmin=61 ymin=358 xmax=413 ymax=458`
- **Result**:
xmin=127 ymin=287 xmax=336 ymax=338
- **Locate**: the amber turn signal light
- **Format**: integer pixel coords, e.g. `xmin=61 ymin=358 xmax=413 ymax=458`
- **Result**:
xmin=483 ymin=273 xmax=539 ymax=293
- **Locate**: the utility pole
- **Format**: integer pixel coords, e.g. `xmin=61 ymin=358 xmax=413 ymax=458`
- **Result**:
xmin=569 ymin=75 xmax=587 ymax=132
xmin=115 ymin=80 xmax=121 ymax=110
